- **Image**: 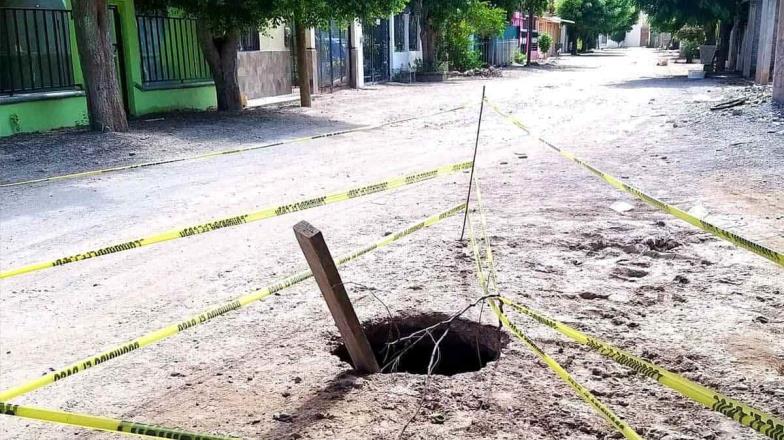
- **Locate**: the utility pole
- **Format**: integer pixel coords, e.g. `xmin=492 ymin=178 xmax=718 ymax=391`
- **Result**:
xmin=774 ymin=0 xmax=784 ymax=103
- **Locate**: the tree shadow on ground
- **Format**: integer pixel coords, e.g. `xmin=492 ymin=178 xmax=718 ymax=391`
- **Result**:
xmin=523 ymin=63 xmax=599 ymax=72
xmin=258 ymin=371 xmax=364 ymax=440
xmin=606 ymin=76 xmax=719 ymax=89
xmin=574 ymin=50 xmax=628 ymax=57
xmin=0 ymin=106 xmax=363 ymax=184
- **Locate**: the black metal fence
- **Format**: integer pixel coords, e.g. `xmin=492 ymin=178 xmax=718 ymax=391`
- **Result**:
xmin=136 ymin=14 xmax=211 ymax=85
xmin=0 ymin=7 xmax=76 ymax=96
xmin=362 ymin=18 xmax=389 ymax=83
xmin=316 ymin=21 xmax=348 ymax=90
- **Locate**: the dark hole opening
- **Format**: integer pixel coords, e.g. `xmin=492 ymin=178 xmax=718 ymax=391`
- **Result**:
xmin=331 ymin=313 xmax=508 ymax=376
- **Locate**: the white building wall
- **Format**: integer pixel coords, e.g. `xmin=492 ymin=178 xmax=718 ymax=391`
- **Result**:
xmin=598 ymin=12 xmax=648 ymax=48
xmin=389 ymin=12 xmax=422 ymax=78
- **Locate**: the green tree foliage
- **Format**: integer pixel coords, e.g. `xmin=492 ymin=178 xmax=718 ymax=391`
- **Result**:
xmin=611 ymin=29 xmax=627 ymax=44
xmin=412 ymin=0 xmax=508 ymax=69
xmin=556 ymin=0 xmax=638 ymax=53
xmin=635 ymin=0 xmax=738 ymax=32
xmin=443 ymin=1 xmax=506 ymax=70
xmin=538 ymin=32 xmax=553 ymax=53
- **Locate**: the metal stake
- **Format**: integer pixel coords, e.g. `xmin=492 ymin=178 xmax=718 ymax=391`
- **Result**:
xmin=460 ymin=85 xmax=486 ymax=241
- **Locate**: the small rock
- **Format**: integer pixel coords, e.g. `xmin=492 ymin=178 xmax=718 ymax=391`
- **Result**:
xmin=754 ymin=316 xmax=769 ymax=324
xmin=579 ymin=291 xmax=611 ymax=300
xmin=282 ymin=391 xmax=291 ymax=397
xmin=170 ymin=372 xmax=186 ymax=377
xmin=273 ymin=413 xmax=294 ymax=423
xmin=674 ymin=275 xmax=689 ymax=284
xmin=500 ymin=161 xmax=508 ymax=165
xmin=293 ymin=376 xmax=302 ymax=384
xmin=430 ymin=413 xmax=445 ymax=424
xmin=249 ymin=419 xmax=261 ymax=425
xmin=128 ymin=152 xmax=136 ymax=156
xmin=732 ymin=109 xmax=743 ymax=116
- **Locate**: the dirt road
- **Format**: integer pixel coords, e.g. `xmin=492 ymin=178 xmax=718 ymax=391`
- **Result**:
xmin=1 ymin=48 xmax=782 ymax=439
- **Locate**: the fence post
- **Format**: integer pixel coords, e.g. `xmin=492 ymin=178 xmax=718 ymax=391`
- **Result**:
xmin=293 ymin=221 xmax=380 ymax=374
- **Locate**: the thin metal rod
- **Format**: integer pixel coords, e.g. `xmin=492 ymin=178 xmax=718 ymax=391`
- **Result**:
xmin=460 ymin=85 xmax=486 ymax=241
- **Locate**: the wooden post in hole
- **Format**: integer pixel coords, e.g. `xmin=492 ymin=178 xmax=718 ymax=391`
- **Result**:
xmin=293 ymin=221 xmax=380 ymax=373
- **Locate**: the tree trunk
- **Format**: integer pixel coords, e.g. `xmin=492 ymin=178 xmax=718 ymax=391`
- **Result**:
xmin=704 ymin=21 xmax=718 ymax=45
xmin=716 ymin=21 xmax=733 ymax=71
xmin=420 ymin=18 xmax=438 ymax=69
xmin=196 ymin=22 xmax=242 ymax=111
xmin=294 ymin=18 xmax=312 ymax=107
xmin=774 ymin=0 xmax=784 ymax=104
xmin=526 ymin=9 xmax=534 ymax=65
xmin=569 ymin=28 xmax=577 ymax=55
xmin=72 ymin=0 xmax=127 ymax=132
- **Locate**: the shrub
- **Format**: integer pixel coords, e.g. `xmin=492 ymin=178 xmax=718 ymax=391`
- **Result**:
xmin=676 ymin=26 xmax=706 ymax=44
xmin=611 ymin=30 xmax=627 ymax=45
xmin=682 ymin=40 xmax=700 ymax=63
xmin=676 ymin=25 xmax=706 ymax=64
xmin=514 ymin=51 xmax=526 ymax=64
xmin=538 ymin=33 xmax=552 ymax=54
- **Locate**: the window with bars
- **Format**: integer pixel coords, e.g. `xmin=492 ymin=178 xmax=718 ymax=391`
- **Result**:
xmin=136 ymin=14 xmax=212 ymax=85
xmin=393 ymin=13 xmax=405 ymax=52
xmin=239 ymin=30 xmax=260 ymax=51
xmin=408 ymin=13 xmax=418 ymax=51
xmin=0 ymin=7 xmax=76 ymax=96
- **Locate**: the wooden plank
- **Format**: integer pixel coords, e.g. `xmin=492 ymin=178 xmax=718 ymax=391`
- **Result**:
xmin=293 ymin=221 xmax=380 ymax=373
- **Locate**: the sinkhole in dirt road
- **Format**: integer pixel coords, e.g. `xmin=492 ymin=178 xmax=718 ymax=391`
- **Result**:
xmin=332 ymin=313 xmax=509 ymax=376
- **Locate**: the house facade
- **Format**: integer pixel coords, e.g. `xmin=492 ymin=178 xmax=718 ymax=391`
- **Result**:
xmin=1 ymin=0 xmax=220 ymax=136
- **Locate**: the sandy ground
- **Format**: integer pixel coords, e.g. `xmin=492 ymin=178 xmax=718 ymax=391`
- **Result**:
xmin=0 ymin=48 xmax=782 ymax=440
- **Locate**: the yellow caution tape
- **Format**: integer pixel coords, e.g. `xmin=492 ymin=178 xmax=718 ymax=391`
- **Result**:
xmin=0 ymin=203 xmax=466 ymax=401
xmin=0 ymin=161 xmax=472 ymax=280
xmin=0 ymin=105 xmax=467 ymax=188
xmin=0 ymin=401 xmax=236 ymax=439
xmin=464 ymin=198 xmax=643 ymax=439
xmin=484 ymin=98 xmax=784 ymax=269
xmin=469 ymin=172 xmax=782 ymax=439
xmin=491 ymin=302 xmax=645 ymax=440
xmin=497 ymin=297 xmax=784 ymax=440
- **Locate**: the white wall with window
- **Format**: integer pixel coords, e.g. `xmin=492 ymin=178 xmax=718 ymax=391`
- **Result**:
xmin=389 ymin=8 xmax=422 ymax=79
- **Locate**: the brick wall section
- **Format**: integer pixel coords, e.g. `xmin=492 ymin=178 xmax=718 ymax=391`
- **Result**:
xmin=237 ymin=51 xmax=292 ymax=99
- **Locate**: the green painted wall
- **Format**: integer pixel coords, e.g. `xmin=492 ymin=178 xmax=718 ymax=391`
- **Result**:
xmin=114 ymin=0 xmax=216 ymax=116
xmin=132 ymin=86 xmax=216 ymax=115
xmin=0 ymin=0 xmax=216 ymax=137
xmin=0 ymin=96 xmax=88 ymax=136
